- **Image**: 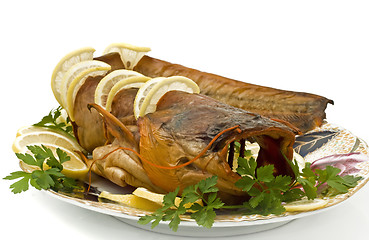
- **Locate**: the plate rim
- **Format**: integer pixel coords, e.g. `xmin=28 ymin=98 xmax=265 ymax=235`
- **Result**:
xmin=40 ymin=122 xmax=369 ymax=229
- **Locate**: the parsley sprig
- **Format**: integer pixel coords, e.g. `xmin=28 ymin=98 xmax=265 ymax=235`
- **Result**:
xmin=33 ymin=106 xmax=74 ymax=139
xmin=235 ymin=157 xmax=298 ymax=215
xmin=4 ymin=145 xmax=80 ymax=193
xmin=139 ymin=155 xmax=362 ymax=232
xmin=288 ymin=159 xmax=363 ymax=198
xmin=138 ymin=176 xmax=224 ymax=231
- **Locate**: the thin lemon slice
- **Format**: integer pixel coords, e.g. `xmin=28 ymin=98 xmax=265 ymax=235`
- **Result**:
xmin=132 ymin=77 xmax=166 ymax=118
xmin=103 ymin=42 xmax=151 ymax=70
xmin=94 ymin=69 xmax=145 ymax=109
xmin=51 ymin=47 xmax=95 ymax=105
xmin=17 ymin=125 xmax=52 ymax=137
xmin=283 ymin=198 xmax=329 ymax=212
xmin=60 ymin=60 xmax=110 ymax=109
xmin=105 ymin=76 xmax=151 ymax=112
xmin=16 ymin=125 xmax=74 ymax=141
xmin=133 ymin=187 xmax=202 ymax=209
xmin=133 ymin=76 xmax=200 ymax=119
xmin=99 ymin=191 xmax=161 ymax=212
xmin=12 ymin=129 xmax=85 ymax=154
xmin=19 ymin=144 xmax=88 ymax=180
xmin=62 ymin=61 xmax=111 ymax=121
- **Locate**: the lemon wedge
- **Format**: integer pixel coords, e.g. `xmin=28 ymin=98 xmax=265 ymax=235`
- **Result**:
xmin=51 ymin=47 xmax=95 ymax=105
xmin=100 ymin=187 xmax=203 ymax=212
xmin=133 ymin=187 xmax=202 ymax=209
xmin=94 ymin=69 xmax=145 ymax=109
xmin=103 ymin=42 xmax=151 ymax=70
xmin=13 ymin=127 xmax=88 ymax=179
xmin=99 ymin=191 xmax=162 ymax=212
xmin=60 ymin=60 xmax=111 ymax=120
xmin=133 ymin=76 xmax=200 ymax=119
xmin=105 ymin=76 xmax=151 ymax=112
xmin=283 ymin=198 xmax=329 ymax=212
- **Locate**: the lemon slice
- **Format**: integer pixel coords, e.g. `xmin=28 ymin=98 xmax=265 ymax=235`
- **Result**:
xmin=283 ymin=198 xmax=329 ymax=212
xmin=13 ymin=128 xmax=88 ymax=179
xmin=61 ymin=60 xmax=111 ymax=120
xmin=19 ymin=144 xmax=88 ymax=180
xmin=133 ymin=76 xmax=200 ymax=119
xmin=12 ymin=129 xmax=85 ymax=154
xmin=16 ymin=125 xmax=74 ymax=142
xmin=133 ymin=187 xmax=202 ymax=209
xmin=51 ymin=47 xmax=95 ymax=105
xmin=99 ymin=191 xmax=162 ymax=212
xmin=133 ymin=187 xmax=168 ymax=205
xmin=94 ymin=69 xmax=145 ymax=109
xmin=16 ymin=125 xmax=51 ymax=137
xmin=60 ymin=60 xmax=111 ymax=109
xmin=105 ymin=76 xmax=151 ymax=112
xmin=103 ymin=43 xmax=151 ymax=70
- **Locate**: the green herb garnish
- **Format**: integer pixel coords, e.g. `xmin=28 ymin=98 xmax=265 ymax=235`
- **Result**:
xmin=138 ymin=176 xmax=223 ymax=231
xmin=4 ymin=145 xmax=80 ymax=193
xmin=33 ymin=106 xmax=74 ymax=138
xmin=138 ymin=156 xmax=362 ymax=232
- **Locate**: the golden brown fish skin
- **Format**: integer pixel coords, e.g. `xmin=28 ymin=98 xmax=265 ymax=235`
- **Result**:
xmin=95 ymin=52 xmax=333 ymax=133
xmin=138 ymin=91 xmax=296 ymax=200
xmin=134 ymin=55 xmax=333 ymax=133
xmin=73 ymin=75 xmax=139 ymax=152
xmin=73 ymin=76 xmax=296 ymax=202
xmin=73 ymin=76 xmax=106 ymax=152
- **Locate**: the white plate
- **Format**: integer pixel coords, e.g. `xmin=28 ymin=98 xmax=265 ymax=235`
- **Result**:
xmin=45 ymin=122 xmax=369 ymax=237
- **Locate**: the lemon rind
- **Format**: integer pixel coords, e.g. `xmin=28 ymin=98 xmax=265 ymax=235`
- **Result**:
xmin=94 ymin=69 xmax=144 ymax=108
xmin=105 ymin=76 xmax=151 ymax=112
xmin=51 ymin=47 xmax=95 ymax=105
xmin=66 ymin=63 xmax=111 ymax=121
xmin=135 ymin=76 xmax=200 ymax=119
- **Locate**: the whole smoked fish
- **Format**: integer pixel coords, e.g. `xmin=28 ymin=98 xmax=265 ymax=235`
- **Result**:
xmin=95 ymin=53 xmax=333 ymax=133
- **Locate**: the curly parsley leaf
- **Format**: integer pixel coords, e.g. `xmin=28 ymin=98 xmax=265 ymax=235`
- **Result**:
xmin=4 ymin=171 xmax=32 ymax=193
xmin=33 ymin=106 xmax=74 ymax=138
xmin=290 ymin=160 xmax=363 ymax=198
xmin=138 ymin=176 xmax=224 ymax=232
xmin=235 ymin=156 xmax=295 ymax=215
xmin=139 ymin=154 xmax=363 ymax=232
xmin=4 ymin=145 xmax=80 ymax=194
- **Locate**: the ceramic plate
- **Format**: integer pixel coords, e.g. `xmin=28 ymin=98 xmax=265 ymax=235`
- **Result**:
xmin=46 ymin=122 xmax=369 ymax=237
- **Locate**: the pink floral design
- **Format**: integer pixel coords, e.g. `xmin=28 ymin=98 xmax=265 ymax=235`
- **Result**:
xmin=310 ymin=152 xmax=369 ymax=176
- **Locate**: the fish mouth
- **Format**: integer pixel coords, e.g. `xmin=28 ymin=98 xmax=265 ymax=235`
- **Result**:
xmin=216 ymin=128 xmax=296 ymax=178
xmin=225 ymin=138 xmax=259 ymax=172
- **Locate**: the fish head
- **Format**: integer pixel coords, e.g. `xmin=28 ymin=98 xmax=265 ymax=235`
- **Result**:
xmin=138 ymin=91 xmax=296 ymax=201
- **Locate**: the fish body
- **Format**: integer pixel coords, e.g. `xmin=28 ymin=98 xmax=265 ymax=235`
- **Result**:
xmin=72 ymin=51 xmax=329 ymax=201
xmin=96 ymin=52 xmax=333 ymax=133
xmin=81 ymin=89 xmax=296 ymax=203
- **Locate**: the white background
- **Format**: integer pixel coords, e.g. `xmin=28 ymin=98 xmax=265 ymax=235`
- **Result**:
xmin=1 ymin=0 xmax=369 ymax=239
